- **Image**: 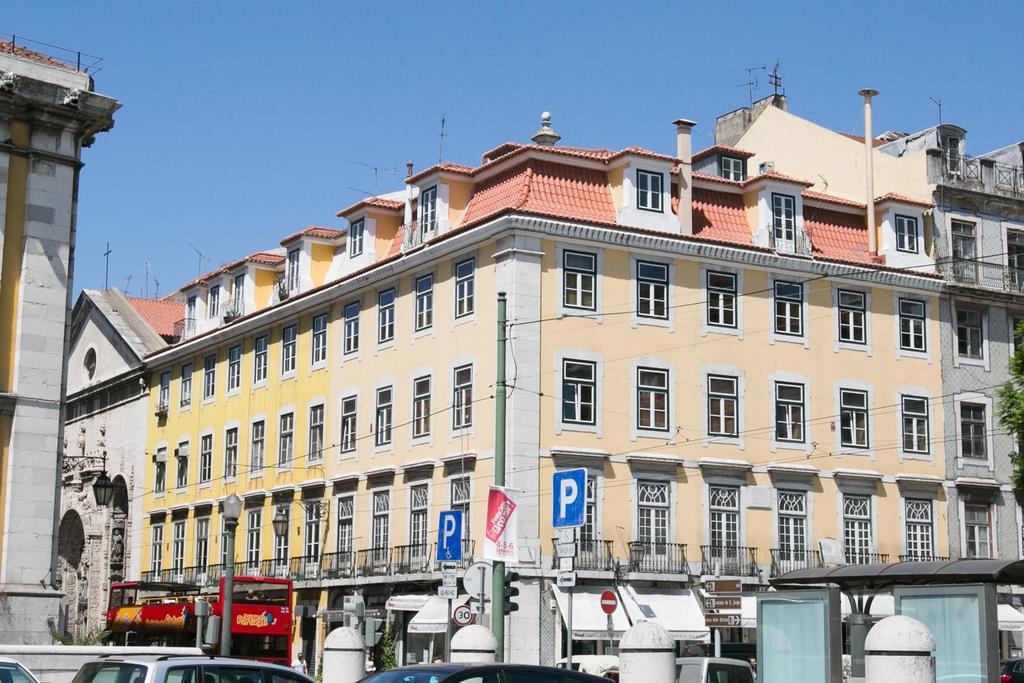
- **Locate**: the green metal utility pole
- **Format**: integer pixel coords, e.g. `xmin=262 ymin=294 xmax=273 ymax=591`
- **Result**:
xmin=492 ymin=292 xmax=507 ymax=661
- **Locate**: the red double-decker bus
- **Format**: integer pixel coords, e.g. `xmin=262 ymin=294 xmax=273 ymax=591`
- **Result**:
xmin=105 ymin=575 xmax=292 ymax=664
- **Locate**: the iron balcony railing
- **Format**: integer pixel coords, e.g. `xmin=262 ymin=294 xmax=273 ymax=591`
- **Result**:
xmin=444 ymin=539 xmax=475 ymax=570
xmin=289 ymin=555 xmax=323 ymax=581
xmin=259 ymin=558 xmax=292 ymax=579
xmin=550 ymin=538 xmax=616 ymax=572
xmin=356 ymin=547 xmax=392 ymax=577
xmin=938 ymin=258 xmax=1024 ymax=293
xmin=234 ymin=561 xmax=264 ymax=578
xmin=320 ymin=551 xmax=356 ymax=579
xmin=845 ymin=551 xmax=890 ymax=565
xmin=770 ymin=548 xmax=823 ymax=577
xmin=700 ymin=545 xmax=759 ymax=576
xmin=898 ymin=554 xmax=949 ymax=563
xmin=392 ymin=543 xmax=433 ymax=575
xmin=942 ymin=152 xmax=1024 ymax=195
xmin=172 ymin=317 xmax=197 ymax=341
xmin=143 ymin=564 xmax=223 ymax=587
xmin=629 ymin=541 xmax=689 ymax=574
xmin=768 ymin=227 xmax=813 ymax=256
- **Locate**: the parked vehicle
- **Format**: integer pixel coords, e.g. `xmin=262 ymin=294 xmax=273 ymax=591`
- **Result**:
xmin=557 ymin=655 xmax=619 ymax=680
xmin=1001 ymin=659 xmax=1024 ymax=683
xmin=71 ymin=655 xmax=313 ymax=683
xmin=360 ymin=663 xmax=611 ymax=683
xmin=676 ymin=657 xmax=754 ymax=683
xmin=0 ymin=657 xmax=41 ymax=683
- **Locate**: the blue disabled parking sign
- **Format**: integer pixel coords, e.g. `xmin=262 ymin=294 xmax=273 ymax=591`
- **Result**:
xmin=552 ymin=468 xmax=587 ymax=528
xmin=437 ymin=510 xmax=463 ymax=562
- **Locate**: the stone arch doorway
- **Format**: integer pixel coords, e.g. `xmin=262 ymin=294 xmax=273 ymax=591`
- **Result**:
xmin=57 ymin=509 xmax=87 ymax=636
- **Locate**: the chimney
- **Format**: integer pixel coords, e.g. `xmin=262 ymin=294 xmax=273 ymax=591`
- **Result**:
xmin=858 ymin=89 xmax=879 ymax=254
xmin=406 ymin=161 xmax=414 ymax=178
xmin=673 ymin=119 xmax=696 ymax=235
xmin=531 ymin=112 xmax=561 ymax=146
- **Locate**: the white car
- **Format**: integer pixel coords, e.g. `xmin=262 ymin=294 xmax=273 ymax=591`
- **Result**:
xmin=0 ymin=657 xmax=41 ymax=683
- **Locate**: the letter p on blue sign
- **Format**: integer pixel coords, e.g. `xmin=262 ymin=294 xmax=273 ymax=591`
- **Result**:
xmin=437 ymin=510 xmax=463 ymax=562
xmin=552 ymin=468 xmax=586 ymax=529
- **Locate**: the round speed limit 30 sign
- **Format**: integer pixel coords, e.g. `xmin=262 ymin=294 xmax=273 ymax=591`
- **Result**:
xmin=452 ymin=604 xmax=474 ymax=626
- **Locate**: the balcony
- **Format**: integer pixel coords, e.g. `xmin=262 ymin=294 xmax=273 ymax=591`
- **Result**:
xmin=356 ymin=547 xmax=392 ymax=577
xmin=845 ymin=551 xmax=890 ymax=566
xmin=898 ymin=554 xmax=949 ymax=563
xmin=320 ymin=551 xmax=356 ymax=580
xmin=289 ymin=556 xmax=323 ymax=581
xmin=172 ymin=317 xmax=197 ymax=341
xmin=259 ymin=558 xmax=292 ymax=579
xmin=629 ymin=541 xmax=689 ymax=574
xmin=234 ymin=561 xmax=264 ymax=578
xmin=143 ymin=564 xmax=225 ymax=587
xmin=768 ymin=227 xmax=813 ymax=256
xmin=770 ymin=549 xmax=823 ymax=577
xmin=550 ymin=538 xmax=616 ymax=572
xmin=391 ymin=543 xmax=433 ymax=575
xmin=700 ymin=545 xmax=759 ymax=577
xmin=933 ymin=150 xmax=1024 ymax=200
xmin=938 ymin=258 xmax=1024 ymax=293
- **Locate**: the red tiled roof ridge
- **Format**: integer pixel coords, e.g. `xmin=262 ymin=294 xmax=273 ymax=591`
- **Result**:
xmin=0 ymin=40 xmax=76 ymax=72
xmin=280 ymin=225 xmax=343 ymax=245
xmin=875 ymin=192 xmax=933 ymax=208
xmin=743 ymin=170 xmax=815 ymax=188
xmin=405 ymin=162 xmax=476 ymax=184
xmin=692 ymin=171 xmax=744 ymax=187
xmin=692 ymin=144 xmax=756 ymax=162
xmin=124 ymin=296 xmax=185 ymax=338
xmin=802 ymin=190 xmax=866 ymax=209
xmin=336 ymin=195 xmax=405 ymax=218
xmin=839 ymin=132 xmax=887 ymax=148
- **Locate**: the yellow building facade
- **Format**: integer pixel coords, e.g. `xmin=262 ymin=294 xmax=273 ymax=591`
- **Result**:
xmin=139 ymin=119 xmax=951 ymax=667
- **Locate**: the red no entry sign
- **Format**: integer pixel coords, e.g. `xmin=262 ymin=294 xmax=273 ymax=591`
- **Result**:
xmin=600 ymin=590 xmax=617 ymax=614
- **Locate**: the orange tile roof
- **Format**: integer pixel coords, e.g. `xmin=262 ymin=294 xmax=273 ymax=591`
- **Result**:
xmin=336 ymin=196 xmax=405 ymax=218
xmin=480 ymin=143 xmax=678 ymax=169
xmin=840 ymin=132 xmax=887 ymax=148
xmin=744 ymin=170 xmax=815 ymax=188
xmin=804 ymin=205 xmax=873 ymax=265
xmin=386 ymin=224 xmax=405 ymax=258
xmin=405 ymin=162 xmax=476 ymax=184
xmin=802 ymin=190 xmax=866 ymax=209
xmin=875 ymin=192 xmax=933 ymax=209
xmin=692 ymin=188 xmax=753 ymax=246
xmin=692 ymin=170 xmax=744 ymax=187
xmin=280 ymin=225 xmax=344 ymax=245
xmin=0 ymin=40 xmax=76 ymax=72
xmin=126 ymin=297 xmax=184 ymax=339
xmin=461 ymin=159 xmax=616 ymax=228
xmin=246 ymin=251 xmax=286 ymax=266
xmin=692 ymin=145 xmax=756 ymax=162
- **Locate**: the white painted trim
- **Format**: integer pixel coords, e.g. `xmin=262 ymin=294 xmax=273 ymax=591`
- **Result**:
xmin=555 ymin=243 xmax=604 ymax=322
xmin=768 ymin=371 xmax=813 ymax=455
xmin=832 ymin=379 xmax=875 ymax=459
xmin=700 ymin=264 xmax=744 ymax=339
xmin=767 ymin=273 xmax=810 ymax=348
xmin=701 ymin=364 xmax=746 ymax=450
xmin=953 ymin=392 xmax=996 ymax=472
xmin=554 ymin=348 xmax=604 ymax=437
xmin=892 ymin=291 xmax=932 ymax=363
xmin=630 ymin=356 xmax=676 ymax=441
xmin=629 ymin=256 xmax=675 ymax=331
xmin=951 ymin=299 xmax=991 ymax=372
xmin=894 ymin=386 xmax=935 ymax=464
xmin=831 ymin=284 xmax=873 ymax=356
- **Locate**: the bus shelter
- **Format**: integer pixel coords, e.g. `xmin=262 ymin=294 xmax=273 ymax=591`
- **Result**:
xmin=772 ymin=558 xmax=1024 ymax=681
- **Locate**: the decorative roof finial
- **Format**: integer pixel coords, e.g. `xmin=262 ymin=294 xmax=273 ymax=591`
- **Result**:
xmin=531 ymin=111 xmax=561 ymax=146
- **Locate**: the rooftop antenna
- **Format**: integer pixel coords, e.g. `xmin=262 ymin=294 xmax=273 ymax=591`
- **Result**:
xmin=347 ymin=186 xmax=375 ymax=197
xmin=344 ymin=160 xmax=399 ymax=191
xmin=438 ymin=115 xmax=447 ymax=163
xmin=733 ymin=65 xmax=766 ymax=109
xmin=768 ymin=59 xmax=783 ymax=97
xmin=929 ymin=96 xmax=942 ymax=126
xmin=123 ymin=274 xmax=132 ymax=296
xmin=153 ymin=278 xmax=160 ymax=299
xmin=186 ymin=241 xmax=210 ymax=279
xmin=144 ymin=260 xmax=150 ymax=298
xmin=103 ymin=242 xmax=112 ymax=289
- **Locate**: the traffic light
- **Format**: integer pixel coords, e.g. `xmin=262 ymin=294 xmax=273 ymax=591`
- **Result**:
xmin=504 ymin=571 xmax=521 ymax=613
xmin=364 ymin=617 xmax=385 ymax=648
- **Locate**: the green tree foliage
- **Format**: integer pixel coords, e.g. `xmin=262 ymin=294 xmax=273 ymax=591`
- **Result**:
xmin=372 ymin=624 xmax=398 ymax=671
xmin=998 ymin=326 xmax=1024 ymax=495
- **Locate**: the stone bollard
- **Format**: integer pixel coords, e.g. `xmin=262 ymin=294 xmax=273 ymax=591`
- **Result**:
xmin=322 ymin=626 xmax=366 ymax=683
xmin=450 ymin=625 xmax=497 ymax=664
xmin=619 ymin=621 xmax=676 ymax=683
xmin=865 ymin=615 xmax=935 ymax=683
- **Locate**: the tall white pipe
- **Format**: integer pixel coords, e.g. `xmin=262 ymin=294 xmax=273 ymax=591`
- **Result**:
xmin=673 ymin=119 xmax=696 ymax=236
xmin=859 ymin=89 xmax=879 ymax=254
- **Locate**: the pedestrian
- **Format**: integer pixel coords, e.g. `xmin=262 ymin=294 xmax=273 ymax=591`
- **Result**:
xmin=292 ymin=652 xmax=308 ymax=675
xmin=748 ymin=656 xmax=757 ymax=681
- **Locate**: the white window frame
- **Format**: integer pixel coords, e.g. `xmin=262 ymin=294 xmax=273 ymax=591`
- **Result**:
xmin=340 ymin=394 xmax=358 ymax=456
xmin=286 ymin=248 xmax=300 ymax=293
xmin=635 ymin=260 xmax=670 ymax=321
xmin=631 ymin=358 xmax=673 ymax=440
xmin=455 ymin=258 xmax=476 ymax=319
xmin=377 ymin=288 xmax=396 ymax=345
xmin=895 ymin=214 xmax=920 ymax=253
xmin=962 ymin=502 xmax=992 ymax=559
xmin=900 ymin=395 xmax=930 ymax=457
xmin=179 ymin=363 xmax=192 ymax=409
xmin=894 ymin=294 xmax=930 ymax=361
xmin=555 ymin=350 xmax=602 ymax=436
xmin=954 ymin=303 xmax=988 ymax=368
xmin=720 ymin=156 xmax=744 ymax=182
xmin=842 ymin=494 xmax=874 ymax=563
xmin=308 ymin=403 xmax=325 ymax=464
xmin=311 ymin=313 xmax=328 ymax=367
xmin=207 ymin=284 xmax=221 ymax=319
xmin=562 ymin=250 xmax=598 ymax=312
xmin=452 ymin=364 xmax=474 ymax=433
xmin=374 ymin=385 xmax=394 ymax=449
xmin=280 ymin=323 xmax=297 ymax=377
xmin=773 ymin=280 xmax=804 ymax=338
xmin=636 ymin=169 xmax=664 ymax=212
xmin=253 ymin=335 xmax=268 ymax=385
xmin=202 ymin=354 xmax=216 ymax=401
xmin=227 ymin=345 xmax=241 ymax=394
xmin=420 ymin=186 xmax=438 ymax=233
xmin=195 ymin=517 xmax=210 ymax=570
xmin=199 ymin=433 xmax=213 ymax=484
xmin=903 ymin=498 xmax=935 ymax=560
xmin=414 ymin=274 xmax=434 ymax=332
xmin=701 ymin=266 xmax=743 ymax=338
xmin=343 ymin=301 xmax=360 ymax=356
xmin=707 ymin=374 xmax=739 ymax=439
xmin=336 ymin=494 xmax=355 ymax=554
xmin=277 ymin=411 xmax=294 ymax=469
xmin=955 ymin=393 xmax=994 ymax=469
xmin=349 ymin=219 xmax=365 ymax=257
xmin=412 ymin=375 xmax=432 ymax=441
xmin=224 ymin=426 xmax=239 ymax=479
xmin=702 ymin=364 xmax=747 ymax=449
xmin=150 ymin=524 xmax=164 ymax=574
xmin=563 ymin=359 xmax=598 ymax=427
xmin=249 ymin=418 xmax=265 ymax=476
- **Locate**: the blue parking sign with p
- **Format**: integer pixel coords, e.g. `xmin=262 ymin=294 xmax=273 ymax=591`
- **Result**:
xmin=553 ymin=468 xmax=587 ymax=528
xmin=437 ymin=510 xmax=463 ymax=562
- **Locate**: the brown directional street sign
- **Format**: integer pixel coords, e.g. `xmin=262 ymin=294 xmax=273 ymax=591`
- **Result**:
xmin=705 ymin=613 xmax=743 ymax=628
xmin=704 ymin=579 xmax=741 ymax=594
xmin=703 ymin=596 xmax=742 ymax=610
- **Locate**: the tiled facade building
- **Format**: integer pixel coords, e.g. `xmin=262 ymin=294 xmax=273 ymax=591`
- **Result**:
xmin=129 ymin=111 xmax=976 ymax=667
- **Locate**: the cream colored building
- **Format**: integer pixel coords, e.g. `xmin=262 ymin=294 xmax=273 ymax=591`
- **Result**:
xmin=138 ymin=115 xmax=950 ymax=667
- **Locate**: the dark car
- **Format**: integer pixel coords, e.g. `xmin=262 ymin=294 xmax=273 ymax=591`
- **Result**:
xmin=1001 ymin=659 xmax=1024 ymax=683
xmin=360 ymin=663 xmax=611 ymax=683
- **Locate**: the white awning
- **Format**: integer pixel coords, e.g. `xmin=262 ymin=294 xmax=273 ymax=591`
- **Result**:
xmin=621 ymin=585 xmax=710 ymax=643
xmin=386 ymin=594 xmax=432 ymax=612
xmin=999 ymin=604 xmax=1024 ymax=632
xmin=551 ymin=585 xmax=632 ymax=640
xmin=408 ymin=595 xmax=471 ymax=633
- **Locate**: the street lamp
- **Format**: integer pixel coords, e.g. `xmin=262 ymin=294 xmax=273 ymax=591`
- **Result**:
xmin=220 ymin=493 xmax=243 ymax=656
xmin=272 ymin=507 xmax=288 ymax=538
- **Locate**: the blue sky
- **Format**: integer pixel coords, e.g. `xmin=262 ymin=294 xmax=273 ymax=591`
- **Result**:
xmin=7 ymin=1 xmax=1024 ymax=298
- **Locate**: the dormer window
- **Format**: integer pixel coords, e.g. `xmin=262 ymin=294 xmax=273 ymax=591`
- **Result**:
xmin=286 ymin=248 xmax=300 ymax=293
xmin=720 ymin=156 xmax=745 ymax=182
xmin=771 ymin=193 xmax=796 ymax=250
xmin=420 ymin=186 xmax=438 ymax=232
xmin=636 ymin=170 xmax=664 ymax=212
xmin=349 ymin=219 xmax=365 ymax=257
xmin=207 ymin=285 xmax=220 ymax=319
xmin=232 ymin=273 xmax=245 ymax=312
xmin=895 ymin=215 xmax=919 ymax=253
xmin=942 ymin=135 xmax=961 ymax=174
